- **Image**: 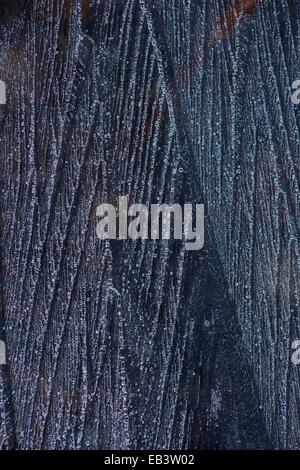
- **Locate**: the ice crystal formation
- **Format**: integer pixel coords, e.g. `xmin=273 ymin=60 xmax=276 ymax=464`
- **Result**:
xmin=0 ymin=0 xmax=299 ymax=450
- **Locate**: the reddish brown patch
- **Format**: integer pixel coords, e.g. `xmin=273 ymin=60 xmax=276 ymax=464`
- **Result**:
xmin=64 ymin=0 xmax=90 ymax=21
xmin=215 ymin=0 xmax=258 ymax=38
xmin=82 ymin=0 xmax=90 ymax=21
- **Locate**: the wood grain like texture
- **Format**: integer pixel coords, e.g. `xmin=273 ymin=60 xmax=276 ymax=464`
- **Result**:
xmin=0 ymin=0 xmax=299 ymax=449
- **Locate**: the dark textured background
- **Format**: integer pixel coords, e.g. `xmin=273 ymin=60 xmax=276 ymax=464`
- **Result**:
xmin=0 ymin=0 xmax=299 ymax=450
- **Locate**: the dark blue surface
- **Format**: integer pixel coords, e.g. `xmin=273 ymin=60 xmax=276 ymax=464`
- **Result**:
xmin=0 ymin=0 xmax=299 ymax=449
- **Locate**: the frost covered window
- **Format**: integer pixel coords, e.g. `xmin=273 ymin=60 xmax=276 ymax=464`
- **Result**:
xmin=0 ymin=0 xmax=300 ymax=455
